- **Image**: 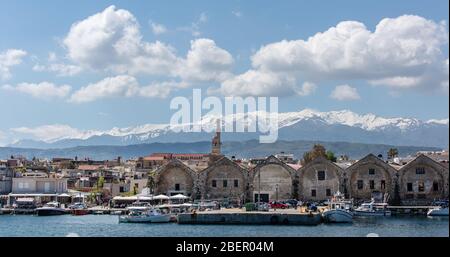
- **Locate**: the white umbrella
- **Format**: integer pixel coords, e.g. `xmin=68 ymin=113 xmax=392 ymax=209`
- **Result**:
xmin=169 ymin=194 xmax=189 ymax=200
xmin=152 ymin=194 xmax=170 ymax=200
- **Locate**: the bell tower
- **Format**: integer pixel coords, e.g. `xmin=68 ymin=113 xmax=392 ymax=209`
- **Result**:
xmin=211 ymin=119 xmax=221 ymax=155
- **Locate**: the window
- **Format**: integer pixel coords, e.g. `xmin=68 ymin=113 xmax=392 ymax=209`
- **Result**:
xmin=317 ymin=171 xmax=326 ymax=181
xmin=416 ymin=167 xmax=425 ymax=174
xmin=369 ymin=168 xmax=375 ymax=175
xmin=407 ymin=183 xmax=413 ymax=192
xmin=234 ymin=179 xmax=239 ymax=188
xmin=326 ymin=189 xmax=331 ymax=196
xmin=223 ymin=180 xmax=228 ymax=188
xmin=119 ymin=187 xmax=124 ymax=193
xmin=44 ymin=182 xmax=50 ymax=192
xmin=357 ymin=180 xmax=363 ymax=190
xmin=433 ymin=182 xmax=439 ymax=192
xmin=418 ymin=182 xmax=425 ymax=192
xmin=369 ymin=180 xmax=375 ymax=190
xmin=381 ymin=180 xmax=386 ymax=190
xmin=311 ymin=189 xmax=316 ymax=197
xmin=175 ymin=183 xmax=180 ymax=191
xmin=212 ymin=180 xmax=217 ymax=188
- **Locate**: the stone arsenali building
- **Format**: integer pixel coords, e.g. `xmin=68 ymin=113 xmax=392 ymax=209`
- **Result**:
xmin=151 ymin=127 xmax=449 ymax=206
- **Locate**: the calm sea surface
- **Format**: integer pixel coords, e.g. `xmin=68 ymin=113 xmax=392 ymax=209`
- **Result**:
xmin=0 ymin=215 xmax=448 ymax=237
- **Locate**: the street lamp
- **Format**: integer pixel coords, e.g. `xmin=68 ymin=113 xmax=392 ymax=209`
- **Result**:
xmin=258 ymin=170 xmax=261 ymax=203
xmin=275 ymin=184 xmax=279 ymax=202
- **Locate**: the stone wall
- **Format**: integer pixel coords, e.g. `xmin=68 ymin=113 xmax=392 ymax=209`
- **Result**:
xmin=152 ymin=154 xmax=449 ymax=205
xmin=346 ymin=154 xmax=396 ymax=201
xmin=398 ymin=155 xmax=448 ymax=204
xmin=250 ymin=156 xmax=296 ymax=202
xmin=298 ymin=157 xmax=343 ymax=201
xmin=155 ymin=160 xmax=196 ymax=197
xmin=199 ymin=157 xmax=248 ymax=203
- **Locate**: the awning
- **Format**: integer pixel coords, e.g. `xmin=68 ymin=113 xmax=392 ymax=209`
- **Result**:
xmin=16 ymin=198 xmax=35 ymax=202
xmin=8 ymin=193 xmax=58 ymax=197
xmin=113 ymin=196 xmax=138 ymax=201
xmin=153 ymin=194 xmax=170 ymax=200
xmin=58 ymin=193 xmax=71 ymax=197
xmin=169 ymin=194 xmax=190 ymax=200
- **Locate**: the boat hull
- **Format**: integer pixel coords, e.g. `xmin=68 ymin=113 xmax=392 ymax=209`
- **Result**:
xmin=36 ymin=208 xmax=67 ymax=216
xmin=119 ymin=214 xmax=171 ymax=223
xmin=323 ymin=209 xmax=353 ymax=223
xmin=427 ymin=208 xmax=449 ymax=216
xmin=71 ymin=209 xmax=89 ymax=216
xmin=353 ymin=210 xmax=391 ymax=217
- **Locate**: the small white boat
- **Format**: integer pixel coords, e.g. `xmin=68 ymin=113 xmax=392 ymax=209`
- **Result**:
xmin=354 ymin=201 xmax=391 ymax=216
xmin=119 ymin=206 xmax=171 ymax=223
xmin=35 ymin=202 xmax=67 ymax=216
xmin=322 ymin=191 xmax=354 ymax=223
xmin=427 ymin=206 xmax=449 ymax=216
xmin=111 ymin=210 xmax=123 ymax=215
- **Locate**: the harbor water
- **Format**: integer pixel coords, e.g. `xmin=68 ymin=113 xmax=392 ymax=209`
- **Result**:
xmin=0 ymin=215 xmax=448 ymax=237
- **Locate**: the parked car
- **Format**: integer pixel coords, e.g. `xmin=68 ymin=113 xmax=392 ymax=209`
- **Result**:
xmin=285 ymin=199 xmax=299 ymax=207
xmin=255 ymin=202 xmax=270 ymax=211
xmin=269 ymin=201 xmax=289 ymax=209
xmin=306 ymin=203 xmax=318 ymax=212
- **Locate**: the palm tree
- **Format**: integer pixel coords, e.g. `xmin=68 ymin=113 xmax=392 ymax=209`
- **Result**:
xmin=388 ymin=148 xmax=399 ymax=160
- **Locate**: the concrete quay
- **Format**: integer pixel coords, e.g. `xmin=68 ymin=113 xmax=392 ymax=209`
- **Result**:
xmin=177 ymin=209 xmax=322 ymax=225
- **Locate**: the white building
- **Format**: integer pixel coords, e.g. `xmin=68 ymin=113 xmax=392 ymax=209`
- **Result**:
xmin=8 ymin=177 xmax=69 ymax=206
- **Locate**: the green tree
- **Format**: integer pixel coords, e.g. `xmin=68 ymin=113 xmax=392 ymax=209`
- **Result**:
xmin=326 ymin=151 xmax=337 ymax=162
xmin=97 ymin=176 xmax=105 ymax=189
xmin=388 ymin=148 xmax=399 ymax=159
xmin=301 ymin=144 xmax=327 ymax=165
xmin=301 ymin=152 xmax=312 ymax=165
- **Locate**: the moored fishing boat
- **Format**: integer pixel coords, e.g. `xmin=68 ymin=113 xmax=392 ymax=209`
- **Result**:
xmin=119 ymin=206 xmax=171 ymax=223
xmin=353 ymin=201 xmax=391 ymax=216
xmin=322 ymin=191 xmax=354 ymax=223
xmin=35 ymin=202 xmax=67 ymax=216
xmin=69 ymin=203 xmax=89 ymax=216
xmin=427 ymin=206 xmax=449 ymax=216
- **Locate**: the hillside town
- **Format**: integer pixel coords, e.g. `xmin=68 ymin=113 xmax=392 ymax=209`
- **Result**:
xmin=1 ymin=127 xmax=448 ymax=211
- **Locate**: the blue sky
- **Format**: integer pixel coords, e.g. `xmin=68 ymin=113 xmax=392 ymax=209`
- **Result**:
xmin=0 ymin=0 xmax=448 ymax=144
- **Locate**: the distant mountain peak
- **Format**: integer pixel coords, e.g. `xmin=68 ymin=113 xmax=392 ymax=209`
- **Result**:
xmin=7 ymin=109 xmax=448 ymax=149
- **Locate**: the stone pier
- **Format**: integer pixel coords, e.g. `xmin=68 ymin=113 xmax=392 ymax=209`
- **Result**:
xmin=177 ymin=211 xmax=322 ymax=225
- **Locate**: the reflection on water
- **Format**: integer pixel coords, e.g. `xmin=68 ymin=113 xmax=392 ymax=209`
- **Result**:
xmin=0 ymin=215 xmax=448 ymax=237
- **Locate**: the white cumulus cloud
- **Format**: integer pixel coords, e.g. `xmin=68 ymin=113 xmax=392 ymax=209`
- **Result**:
xmin=150 ymin=21 xmax=167 ymax=35
xmin=32 ymin=52 xmax=82 ymax=76
xmin=63 ymin=5 xmax=177 ymax=75
xmin=0 ymin=49 xmax=27 ymax=80
xmin=62 ymin=6 xmax=231 ymax=86
xmin=330 ymin=85 xmax=361 ymax=101
xmin=221 ymin=15 xmax=448 ymax=97
xmin=69 ymin=75 xmax=181 ymax=103
xmin=10 ymin=124 xmax=90 ymax=142
xmin=178 ymin=38 xmax=234 ymax=82
xmin=220 ymin=70 xmax=296 ymax=97
xmin=295 ymin=82 xmax=317 ymax=96
xmin=69 ymin=75 xmax=140 ymax=103
xmin=2 ymin=82 xmax=71 ymax=100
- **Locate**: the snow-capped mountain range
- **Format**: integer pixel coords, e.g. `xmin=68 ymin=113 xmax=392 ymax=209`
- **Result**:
xmin=8 ymin=109 xmax=449 ymax=149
